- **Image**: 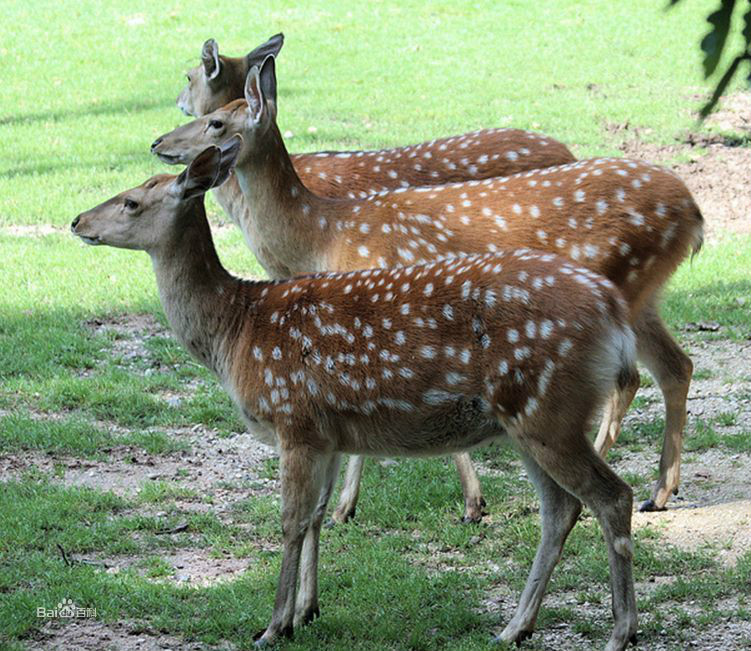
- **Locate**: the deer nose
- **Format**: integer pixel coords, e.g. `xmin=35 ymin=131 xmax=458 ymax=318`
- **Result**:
xmin=151 ymin=137 xmax=163 ymax=152
xmin=71 ymin=215 xmax=81 ymax=231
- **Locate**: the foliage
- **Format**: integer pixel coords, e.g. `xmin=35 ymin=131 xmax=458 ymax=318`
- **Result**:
xmin=671 ymin=0 xmax=751 ymax=117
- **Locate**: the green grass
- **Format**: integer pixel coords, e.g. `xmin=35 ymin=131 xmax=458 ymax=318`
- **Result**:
xmin=0 ymin=412 xmax=184 ymax=457
xmin=2 ymin=1 xmax=751 ymax=650
xmin=0 ymin=0 xmax=747 ymax=227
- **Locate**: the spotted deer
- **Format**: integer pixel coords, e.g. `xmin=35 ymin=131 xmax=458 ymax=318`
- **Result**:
xmin=166 ymin=43 xmax=575 ymax=524
xmin=170 ymin=35 xmax=576 ymax=221
xmin=153 ymin=57 xmax=704 ymax=519
xmin=177 ymin=34 xmax=286 ymax=118
xmin=72 ymin=140 xmax=639 ymax=650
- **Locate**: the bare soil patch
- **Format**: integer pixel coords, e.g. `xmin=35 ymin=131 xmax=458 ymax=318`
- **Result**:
xmin=0 ymin=224 xmax=68 ymax=237
xmin=0 ymin=424 xmax=277 ymax=505
xmin=84 ymin=313 xmax=170 ymax=366
xmin=609 ymin=92 xmax=751 ymax=242
xmin=26 ymin=617 xmax=235 ymax=651
xmin=100 ymin=549 xmax=250 ymax=588
xmin=612 ymin=335 xmax=751 ymax=565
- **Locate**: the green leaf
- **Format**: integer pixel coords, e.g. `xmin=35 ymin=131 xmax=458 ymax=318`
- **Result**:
xmin=701 ymin=0 xmax=737 ymax=78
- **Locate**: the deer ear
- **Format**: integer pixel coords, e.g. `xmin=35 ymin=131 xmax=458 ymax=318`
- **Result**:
xmin=246 ymin=33 xmax=284 ymax=68
xmin=201 ymin=39 xmax=221 ymax=81
xmin=258 ymin=54 xmax=277 ymax=108
xmin=244 ymin=65 xmax=264 ymax=124
xmin=244 ymin=55 xmax=278 ymax=124
xmin=215 ymin=135 xmax=243 ymax=187
xmin=173 ymin=146 xmax=222 ymax=200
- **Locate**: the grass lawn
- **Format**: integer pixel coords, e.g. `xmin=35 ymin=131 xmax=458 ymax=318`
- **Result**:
xmin=1 ymin=1 xmax=750 ymax=650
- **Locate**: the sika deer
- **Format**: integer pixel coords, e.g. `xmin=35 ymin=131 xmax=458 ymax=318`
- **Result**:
xmin=177 ymin=34 xmax=285 ymax=118
xmin=72 ymin=141 xmax=639 ymax=650
xmin=169 ymin=39 xmax=572 ymax=524
xmin=153 ymin=57 xmax=704 ymax=517
xmin=172 ymin=36 xmax=576 ymax=228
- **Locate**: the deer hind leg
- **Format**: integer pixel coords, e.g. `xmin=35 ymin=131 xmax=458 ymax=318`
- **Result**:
xmin=496 ymin=452 xmax=582 ymax=646
xmin=526 ymin=437 xmax=637 ymax=651
xmin=453 ymin=452 xmax=487 ymax=523
xmin=594 ymin=366 xmax=640 ymax=458
xmin=294 ymin=453 xmax=341 ymax=628
xmin=255 ymin=446 xmax=334 ymax=648
xmin=633 ymin=304 xmax=693 ymax=512
xmin=330 ymin=455 xmax=365 ymax=524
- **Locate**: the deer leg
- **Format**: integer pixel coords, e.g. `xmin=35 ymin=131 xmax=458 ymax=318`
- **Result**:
xmin=632 ymin=305 xmax=693 ymax=512
xmin=330 ymin=455 xmax=365 ymax=524
xmin=255 ymin=446 xmax=333 ymax=647
xmin=453 ymin=452 xmax=487 ymax=523
xmin=294 ymin=453 xmax=341 ymax=628
xmin=526 ymin=437 xmax=637 ymax=651
xmin=593 ymin=367 xmax=640 ymax=458
xmin=496 ymin=452 xmax=581 ymax=645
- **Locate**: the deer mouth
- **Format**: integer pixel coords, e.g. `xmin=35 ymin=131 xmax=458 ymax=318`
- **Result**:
xmin=155 ymin=152 xmax=183 ymax=165
xmin=71 ymin=226 xmax=101 ymax=245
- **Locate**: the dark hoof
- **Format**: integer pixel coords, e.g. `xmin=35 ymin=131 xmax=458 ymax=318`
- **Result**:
xmin=329 ymin=508 xmax=356 ymax=526
xmin=638 ymin=499 xmax=667 ymax=512
xmin=281 ymin=624 xmax=294 ymax=639
xmin=672 ymin=487 xmax=679 ymax=496
xmin=492 ymin=630 xmax=532 ymax=647
xmin=461 ymin=498 xmax=488 ymax=523
xmin=515 ymin=630 xmax=533 ymax=646
xmin=302 ymin=606 xmax=320 ymax=626
xmin=252 ymin=629 xmax=266 ymax=642
xmin=630 ymin=632 xmax=639 ymax=645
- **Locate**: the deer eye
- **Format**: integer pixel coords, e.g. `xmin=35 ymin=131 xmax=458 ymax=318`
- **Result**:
xmin=208 ymin=119 xmax=224 ymax=130
xmin=124 ymin=199 xmax=139 ymax=211
xmin=186 ymin=74 xmax=191 ymax=82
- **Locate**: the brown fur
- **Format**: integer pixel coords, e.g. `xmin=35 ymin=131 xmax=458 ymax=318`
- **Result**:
xmin=72 ymin=149 xmax=638 ymax=647
xmin=154 ymin=59 xmax=703 ymax=516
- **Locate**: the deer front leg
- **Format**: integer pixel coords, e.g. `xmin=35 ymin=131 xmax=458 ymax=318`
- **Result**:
xmin=294 ymin=453 xmax=341 ymax=628
xmin=255 ymin=446 xmax=333 ymax=648
xmin=330 ymin=454 xmax=365 ymax=524
xmin=453 ymin=452 xmax=487 ymax=523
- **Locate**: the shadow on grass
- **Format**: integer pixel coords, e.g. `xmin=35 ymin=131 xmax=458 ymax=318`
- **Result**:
xmin=0 ymin=153 xmax=155 ymax=181
xmin=0 ymin=96 xmax=170 ymax=128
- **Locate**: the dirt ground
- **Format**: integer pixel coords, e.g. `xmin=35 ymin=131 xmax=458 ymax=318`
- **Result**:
xmin=8 ymin=93 xmax=751 ymax=650
xmin=605 ymin=91 xmax=750 ymax=241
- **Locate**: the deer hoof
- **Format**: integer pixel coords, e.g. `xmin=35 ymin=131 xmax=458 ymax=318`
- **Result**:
xmin=638 ymin=499 xmax=667 ymax=512
xmin=281 ymin=624 xmax=294 ymax=639
xmin=301 ymin=606 xmax=320 ymax=626
xmin=493 ymin=628 xmax=533 ymax=647
xmin=462 ymin=497 xmax=488 ymax=523
xmin=329 ymin=507 xmax=356 ymax=526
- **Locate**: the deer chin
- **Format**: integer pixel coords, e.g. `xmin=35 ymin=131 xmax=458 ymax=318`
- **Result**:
xmin=75 ymin=234 xmax=102 ymax=246
xmin=155 ymin=151 xmax=186 ymax=165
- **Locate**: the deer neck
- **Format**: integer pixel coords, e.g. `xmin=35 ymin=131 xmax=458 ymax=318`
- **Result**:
xmin=149 ymin=202 xmax=253 ymax=382
xmin=234 ymin=123 xmax=333 ymax=276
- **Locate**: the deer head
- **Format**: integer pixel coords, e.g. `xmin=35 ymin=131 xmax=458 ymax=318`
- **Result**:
xmin=156 ymin=55 xmax=277 ymax=166
xmin=176 ymin=33 xmax=284 ymax=117
xmin=73 ymin=138 xmax=242 ymax=252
